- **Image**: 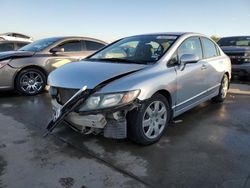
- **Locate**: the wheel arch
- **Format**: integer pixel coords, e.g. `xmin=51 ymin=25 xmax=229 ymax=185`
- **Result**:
xmin=14 ymin=65 xmax=48 ymax=87
xmin=152 ymin=89 xmax=174 ymax=119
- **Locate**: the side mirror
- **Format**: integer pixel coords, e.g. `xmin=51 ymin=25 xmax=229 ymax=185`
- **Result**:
xmin=180 ymin=54 xmax=199 ymax=64
xmin=50 ymin=47 xmax=64 ymax=54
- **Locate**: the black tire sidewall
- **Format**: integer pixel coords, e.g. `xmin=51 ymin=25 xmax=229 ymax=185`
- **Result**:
xmin=15 ymin=68 xmax=46 ymax=95
xmin=212 ymin=74 xmax=229 ymax=102
xmin=127 ymin=93 xmax=170 ymax=145
xmin=219 ymin=74 xmax=229 ymax=99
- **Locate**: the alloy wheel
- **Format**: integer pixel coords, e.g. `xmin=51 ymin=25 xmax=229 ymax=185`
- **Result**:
xmin=19 ymin=71 xmax=44 ymax=94
xmin=142 ymin=101 xmax=167 ymax=139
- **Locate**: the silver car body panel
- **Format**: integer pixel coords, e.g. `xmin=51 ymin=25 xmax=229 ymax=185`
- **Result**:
xmin=48 ymin=32 xmax=231 ymax=119
xmin=48 ymin=61 xmax=148 ymax=89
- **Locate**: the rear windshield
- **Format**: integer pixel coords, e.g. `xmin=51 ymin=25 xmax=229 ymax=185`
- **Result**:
xmin=218 ymin=37 xmax=250 ymax=47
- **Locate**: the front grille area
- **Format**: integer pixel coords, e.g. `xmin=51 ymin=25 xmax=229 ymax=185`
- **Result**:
xmin=225 ymin=52 xmax=248 ymax=65
xmin=56 ymin=88 xmax=79 ymax=105
xmin=231 ymin=59 xmax=245 ymax=65
xmin=225 ymin=52 xmax=245 ymax=57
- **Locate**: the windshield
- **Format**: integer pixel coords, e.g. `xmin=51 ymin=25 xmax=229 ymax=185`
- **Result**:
xmin=19 ymin=38 xmax=60 ymax=52
xmin=89 ymin=35 xmax=178 ymax=64
xmin=218 ymin=37 xmax=250 ymax=47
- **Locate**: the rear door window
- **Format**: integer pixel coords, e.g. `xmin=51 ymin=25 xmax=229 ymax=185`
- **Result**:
xmin=15 ymin=34 xmax=29 ymax=39
xmin=16 ymin=42 xmax=29 ymax=49
xmin=85 ymin=41 xmax=105 ymax=51
xmin=0 ymin=43 xmax=14 ymax=52
xmin=201 ymin=38 xmax=219 ymax=58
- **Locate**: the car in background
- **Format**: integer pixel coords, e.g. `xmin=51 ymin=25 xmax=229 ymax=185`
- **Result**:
xmin=0 ymin=32 xmax=33 ymax=43
xmin=0 ymin=36 xmax=107 ymax=95
xmin=47 ymin=32 xmax=231 ymax=145
xmin=0 ymin=41 xmax=30 ymax=52
xmin=218 ymin=36 xmax=250 ymax=78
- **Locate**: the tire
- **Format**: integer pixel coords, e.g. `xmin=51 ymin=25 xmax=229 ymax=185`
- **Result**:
xmin=127 ymin=93 xmax=170 ymax=145
xmin=15 ymin=68 xmax=46 ymax=95
xmin=212 ymin=74 xmax=229 ymax=103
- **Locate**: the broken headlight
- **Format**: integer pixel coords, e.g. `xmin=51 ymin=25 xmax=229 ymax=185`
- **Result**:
xmin=79 ymin=90 xmax=140 ymax=111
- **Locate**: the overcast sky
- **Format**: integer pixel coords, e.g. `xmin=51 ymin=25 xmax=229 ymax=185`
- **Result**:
xmin=1 ymin=0 xmax=249 ymax=42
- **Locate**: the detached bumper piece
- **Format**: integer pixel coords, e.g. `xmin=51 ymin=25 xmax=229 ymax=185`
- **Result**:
xmin=44 ymin=86 xmax=89 ymax=136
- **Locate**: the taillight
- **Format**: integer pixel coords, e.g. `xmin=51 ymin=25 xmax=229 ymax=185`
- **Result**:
xmin=0 ymin=59 xmax=10 ymax=69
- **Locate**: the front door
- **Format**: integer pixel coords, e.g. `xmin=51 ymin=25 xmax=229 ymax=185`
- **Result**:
xmin=174 ymin=37 xmax=208 ymax=115
xmin=47 ymin=40 xmax=87 ymax=70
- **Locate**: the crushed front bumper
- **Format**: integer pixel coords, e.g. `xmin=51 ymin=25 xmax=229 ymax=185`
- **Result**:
xmin=51 ymin=99 xmax=107 ymax=129
xmin=47 ymin=87 xmax=139 ymax=139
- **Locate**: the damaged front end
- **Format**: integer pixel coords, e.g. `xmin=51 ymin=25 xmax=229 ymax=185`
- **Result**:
xmin=44 ymin=60 xmax=147 ymax=139
xmin=45 ymin=85 xmax=141 ymax=139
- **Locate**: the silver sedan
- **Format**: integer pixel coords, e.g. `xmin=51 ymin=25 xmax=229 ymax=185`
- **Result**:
xmin=48 ymin=32 xmax=231 ymax=145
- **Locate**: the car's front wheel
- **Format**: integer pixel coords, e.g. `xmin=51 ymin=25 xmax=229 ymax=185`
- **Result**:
xmin=127 ymin=93 xmax=170 ymax=145
xmin=15 ymin=68 xmax=46 ymax=95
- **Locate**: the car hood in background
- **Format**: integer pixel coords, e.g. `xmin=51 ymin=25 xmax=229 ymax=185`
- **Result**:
xmin=0 ymin=51 xmax=35 ymax=61
xmin=48 ymin=60 xmax=148 ymax=89
xmin=220 ymin=46 xmax=250 ymax=53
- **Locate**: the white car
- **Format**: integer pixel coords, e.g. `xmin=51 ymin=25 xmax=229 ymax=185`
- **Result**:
xmin=0 ymin=32 xmax=33 ymax=43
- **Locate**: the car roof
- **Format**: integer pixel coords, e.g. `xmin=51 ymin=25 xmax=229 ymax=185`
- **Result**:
xmin=1 ymin=32 xmax=31 ymax=37
xmin=220 ymin=36 xmax=250 ymax=39
xmin=39 ymin=36 xmax=108 ymax=44
xmin=129 ymin=32 xmax=201 ymax=37
xmin=0 ymin=40 xmax=30 ymax=43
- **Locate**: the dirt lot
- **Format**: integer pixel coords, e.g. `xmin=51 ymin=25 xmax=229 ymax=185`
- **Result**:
xmin=0 ymin=82 xmax=250 ymax=188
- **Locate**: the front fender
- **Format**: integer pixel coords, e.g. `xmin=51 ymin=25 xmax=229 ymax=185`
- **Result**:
xmin=98 ymin=65 xmax=177 ymax=105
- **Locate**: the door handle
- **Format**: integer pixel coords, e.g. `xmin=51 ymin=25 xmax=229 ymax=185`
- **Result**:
xmin=201 ymin=64 xmax=207 ymax=70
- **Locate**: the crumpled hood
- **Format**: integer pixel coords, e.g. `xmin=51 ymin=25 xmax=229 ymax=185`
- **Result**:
xmin=221 ymin=46 xmax=250 ymax=53
xmin=0 ymin=51 xmax=35 ymax=61
xmin=48 ymin=60 xmax=148 ymax=89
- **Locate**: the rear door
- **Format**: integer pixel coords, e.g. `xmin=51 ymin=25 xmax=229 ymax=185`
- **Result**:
xmin=175 ymin=37 xmax=208 ymax=114
xmin=200 ymin=37 xmax=223 ymax=95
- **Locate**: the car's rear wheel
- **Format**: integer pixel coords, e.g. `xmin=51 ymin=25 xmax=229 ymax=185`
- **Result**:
xmin=212 ymin=74 xmax=229 ymax=103
xmin=127 ymin=93 xmax=170 ymax=145
xmin=15 ymin=68 xmax=46 ymax=95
